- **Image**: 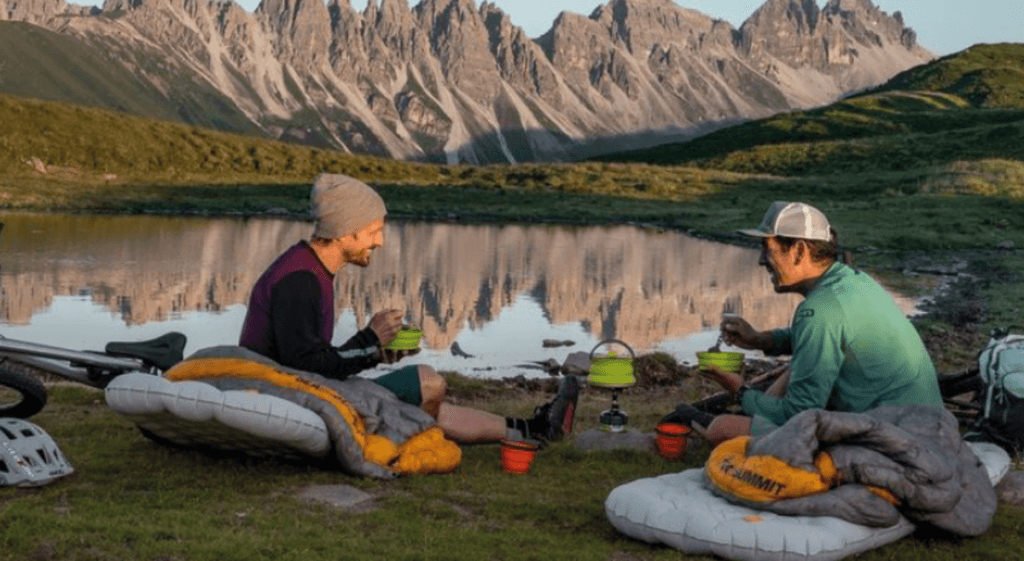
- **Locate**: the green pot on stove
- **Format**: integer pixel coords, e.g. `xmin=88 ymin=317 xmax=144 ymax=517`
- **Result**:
xmin=588 ymin=339 xmax=637 ymax=388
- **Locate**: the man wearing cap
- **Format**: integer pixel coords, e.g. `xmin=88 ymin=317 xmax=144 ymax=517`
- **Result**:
xmin=663 ymin=201 xmax=943 ymax=446
xmin=239 ymin=173 xmax=578 ymax=445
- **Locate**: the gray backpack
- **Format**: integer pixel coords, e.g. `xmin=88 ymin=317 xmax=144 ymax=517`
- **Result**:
xmin=965 ymin=328 xmax=1024 ymax=454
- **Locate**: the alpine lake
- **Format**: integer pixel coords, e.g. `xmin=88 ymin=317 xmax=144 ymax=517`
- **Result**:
xmin=0 ymin=212 xmax=917 ymax=380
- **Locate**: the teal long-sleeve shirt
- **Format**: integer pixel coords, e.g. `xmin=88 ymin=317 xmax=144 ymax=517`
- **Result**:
xmin=741 ymin=262 xmax=943 ymax=428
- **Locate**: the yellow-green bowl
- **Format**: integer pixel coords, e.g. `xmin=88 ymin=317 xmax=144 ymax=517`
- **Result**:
xmin=696 ymin=351 xmax=745 ymax=373
xmin=385 ymin=328 xmax=423 ymax=351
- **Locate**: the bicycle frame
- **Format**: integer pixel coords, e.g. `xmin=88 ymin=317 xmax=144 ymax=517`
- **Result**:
xmin=0 ymin=330 xmax=186 ymax=418
xmin=0 ymin=336 xmax=150 ymax=387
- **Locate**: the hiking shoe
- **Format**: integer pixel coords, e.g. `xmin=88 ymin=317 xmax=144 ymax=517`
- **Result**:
xmin=527 ymin=375 xmax=580 ymax=443
xmin=659 ymin=402 xmax=715 ymax=429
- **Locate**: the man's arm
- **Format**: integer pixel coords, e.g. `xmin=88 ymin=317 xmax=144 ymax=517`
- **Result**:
xmin=765 ymin=328 xmax=794 ymax=356
xmin=270 ymin=272 xmax=382 ymax=379
xmin=741 ymin=312 xmax=843 ymax=426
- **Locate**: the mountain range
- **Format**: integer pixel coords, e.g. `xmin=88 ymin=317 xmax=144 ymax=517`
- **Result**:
xmin=0 ymin=0 xmax=933 ymax=164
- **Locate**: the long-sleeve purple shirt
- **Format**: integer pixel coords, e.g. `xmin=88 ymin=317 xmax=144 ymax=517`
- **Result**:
xmin=239 ymin=241 xmax=381 ymax=379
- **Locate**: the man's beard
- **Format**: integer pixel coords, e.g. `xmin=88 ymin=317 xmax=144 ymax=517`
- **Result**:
xmin=766 ymin=264 xmax=793 ymax=294
xmin=346 ymin=248 xmax=372 ymax=267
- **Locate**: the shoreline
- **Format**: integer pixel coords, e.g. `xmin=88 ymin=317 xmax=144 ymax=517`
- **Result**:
xmin=1 ymin=177 xmax=1017 ymax=375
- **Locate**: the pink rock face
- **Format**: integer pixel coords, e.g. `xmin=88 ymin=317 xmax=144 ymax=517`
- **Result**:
xmin=6 ymin=0 xmax=931 ymax=163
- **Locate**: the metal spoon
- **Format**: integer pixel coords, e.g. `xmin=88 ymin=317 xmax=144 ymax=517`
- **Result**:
xmin=710 ymin=301 xmax=737 ymax=352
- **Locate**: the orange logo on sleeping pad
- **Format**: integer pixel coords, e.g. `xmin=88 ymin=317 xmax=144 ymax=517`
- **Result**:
xmin=705 ymin=436 xmax=836 ymax=503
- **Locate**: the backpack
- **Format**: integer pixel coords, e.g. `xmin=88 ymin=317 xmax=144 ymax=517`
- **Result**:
xmin=964 ymin=328 xmax=1024 ymax=454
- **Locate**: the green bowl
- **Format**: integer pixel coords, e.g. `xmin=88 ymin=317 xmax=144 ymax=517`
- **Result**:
xmin=385 ymin=328 xmax=423 ymax=351
xmin=696 ymin=351 xmax=745 ymax=373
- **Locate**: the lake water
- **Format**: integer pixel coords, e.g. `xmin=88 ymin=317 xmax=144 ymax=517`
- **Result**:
xmin=0 ymin=212 xmax=915 ymax=379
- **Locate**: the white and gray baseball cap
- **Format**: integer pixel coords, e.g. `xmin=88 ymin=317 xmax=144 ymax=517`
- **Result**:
xmin=738 ymin=201 xmax=832 ymax=242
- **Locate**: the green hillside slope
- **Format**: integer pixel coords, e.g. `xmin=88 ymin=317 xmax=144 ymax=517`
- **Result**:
xmin=0 ymin=91 xmax=434 ymax=181
xmin=875 ymin=43 xmax=1024 ymax=107
xmin=0 ymin=21 xmax=259 ymax=135
xmin=595 ymin=43 xmax=1024 ymax=176
xmin=0 ymin=90 xmax=752 ymax=207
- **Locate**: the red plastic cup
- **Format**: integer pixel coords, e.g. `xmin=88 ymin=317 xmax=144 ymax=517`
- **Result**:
xmin=500 ymin=438 xmax=540 ymax=474
xmin=655 ymin=422 xmax=691 ymax=461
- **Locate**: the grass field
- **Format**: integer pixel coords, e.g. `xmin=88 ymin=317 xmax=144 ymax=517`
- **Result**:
xmin=1 ymin=379 xmax=1022 ymax=561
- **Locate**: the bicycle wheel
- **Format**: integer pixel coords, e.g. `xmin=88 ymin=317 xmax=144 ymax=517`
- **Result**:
xmin=0 ymin=360 xmax=48 ymax=418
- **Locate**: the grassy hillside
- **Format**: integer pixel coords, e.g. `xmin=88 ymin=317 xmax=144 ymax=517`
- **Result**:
xmin=595 ymin=44 xmax=1024 ymax=177
xmin=0 ymin=21 xmax=259 ymax=135
xmin=875 ymin=43 xmax=1024 ymax=107
xmin=0 ymin=90 xmax=768 ymax=215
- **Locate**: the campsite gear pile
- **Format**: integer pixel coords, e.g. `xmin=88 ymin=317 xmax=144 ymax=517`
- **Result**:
xmin=964 ymin=327 xmax=1024 ymax=453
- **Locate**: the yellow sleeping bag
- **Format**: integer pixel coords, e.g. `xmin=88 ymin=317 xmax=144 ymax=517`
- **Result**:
xmin=165 ymin=357 xmax=461 ymax=476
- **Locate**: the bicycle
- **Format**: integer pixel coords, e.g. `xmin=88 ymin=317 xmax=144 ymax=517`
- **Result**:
xmin=0 ymin=331 xmax=186 ymax=418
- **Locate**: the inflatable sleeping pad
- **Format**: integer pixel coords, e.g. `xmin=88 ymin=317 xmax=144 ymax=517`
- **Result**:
xmin=605 ymin=441 xmax=1009 ymax=561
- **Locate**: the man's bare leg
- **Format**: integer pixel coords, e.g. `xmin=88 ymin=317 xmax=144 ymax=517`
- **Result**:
xmin=418 ymin=365 xmax=514 ymax=444
xmin=693 ymin=414 xmax=752 ymax=448
xmin=436 ymin=403 xmax=507 ymax=444
xmin=418 ymin=365 xmax=446 ymax=418
xmin=417 ymin=366 xmax=580 ymax=444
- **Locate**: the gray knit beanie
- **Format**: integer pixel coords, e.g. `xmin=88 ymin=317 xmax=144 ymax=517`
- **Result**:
xmin=310 ymin=173 xmax=387 ymax=239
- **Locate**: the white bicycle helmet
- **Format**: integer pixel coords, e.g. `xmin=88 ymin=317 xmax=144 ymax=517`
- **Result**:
xmin=0 ymin=418 xmax=74 ymax=487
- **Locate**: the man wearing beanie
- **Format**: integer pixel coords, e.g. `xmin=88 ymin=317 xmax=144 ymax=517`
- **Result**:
xmin=240 ymin=173 xmax=579 ymax=445
xmin=661 ymin=201 xmax=942 ymax=446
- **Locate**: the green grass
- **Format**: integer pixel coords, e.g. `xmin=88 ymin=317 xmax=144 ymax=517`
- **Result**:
xmin=0 ymin=385 xmax=709 ymax=561
xmin=875 ymin=43 xmax=1024 ymax=108
xmin=3 ymin=379 xmax=1023 ymax=561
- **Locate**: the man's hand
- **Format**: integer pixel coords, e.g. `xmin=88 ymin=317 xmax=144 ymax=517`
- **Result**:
xmin=368 ymin=309 xmax=403 ymax=347
xmin=720 ymin=315 xmax=765 ymax=350
xmin=381 ymin=347 xmax=421 ymax=364
xmin=699 ymin=364 xmax=745 ymax=395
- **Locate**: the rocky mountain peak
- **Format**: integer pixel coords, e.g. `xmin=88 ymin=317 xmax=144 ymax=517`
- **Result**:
xmin=257 ymin=0 xmax=332 ymax=67
xmin=413 ymin=0 xmax=501 ymax=102
xmin=592 ymin=0 xmax=717 ymax=55
xmin=822 ymin=0 xmax=919 ymax=49
xmin=372 ymin=0 xmax=417 ymax=35
xmin=2 ymin=0 xmax=66 ymax=23
xmin=824 ymin=0 xmax=876 ymax=15
xmin=0 ymin=0 xmax=934 ymax=163
xmin=742 ymin=0 xmax=820 ymax=37
xmin=739 ymin=0 xmax=926 ymax=79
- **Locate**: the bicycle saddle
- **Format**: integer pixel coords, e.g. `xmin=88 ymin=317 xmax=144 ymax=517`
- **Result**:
xmin=105 ymin=332 xmax=187 ymax=372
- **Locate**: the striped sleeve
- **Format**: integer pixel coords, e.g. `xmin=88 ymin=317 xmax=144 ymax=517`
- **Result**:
xmin=270 ymin=271 xmax=382 ymax=380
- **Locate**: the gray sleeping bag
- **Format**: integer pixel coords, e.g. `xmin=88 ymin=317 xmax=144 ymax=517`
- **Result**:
xmin=709 ymin=404 xmax=998 ymax=536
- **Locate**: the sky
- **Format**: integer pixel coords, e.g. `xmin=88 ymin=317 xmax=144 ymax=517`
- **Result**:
xmin=215 ymin=0 xmax=1021 ymax=56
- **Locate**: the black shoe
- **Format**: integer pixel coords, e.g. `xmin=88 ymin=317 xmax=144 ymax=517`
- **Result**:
xmin=527 ymin=375 xmax=580 ymax=443
xmin=659 ymin=402 xmax=714 ymax=429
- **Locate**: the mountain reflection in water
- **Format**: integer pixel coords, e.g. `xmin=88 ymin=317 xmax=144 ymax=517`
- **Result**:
xmin=0 ymin=213 xmax=914 ymax=377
